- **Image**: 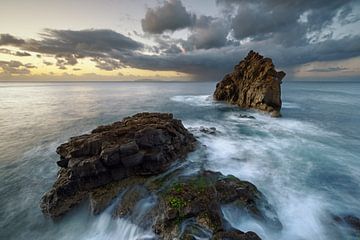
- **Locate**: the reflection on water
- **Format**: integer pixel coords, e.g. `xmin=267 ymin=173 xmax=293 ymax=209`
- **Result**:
xmin=0 ymin=81 xmax=360 ymax=240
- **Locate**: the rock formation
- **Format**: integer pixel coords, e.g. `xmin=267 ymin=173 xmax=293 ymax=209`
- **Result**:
xmin=40 ymin=112 xmax=282 ymax=239
xmin=88 ymin=169 xmax=279 ymax=240
xmin=40 ymin=112 xmax=197 ymax=218
xmin=214 ymin=50 xmax=286 ymax=117
xmin=148 ymin=170 xmax=281 ymax=239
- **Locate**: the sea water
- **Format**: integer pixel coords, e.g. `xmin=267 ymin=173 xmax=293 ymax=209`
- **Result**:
xmin=0 ymin=81 xmax=359 ymax=240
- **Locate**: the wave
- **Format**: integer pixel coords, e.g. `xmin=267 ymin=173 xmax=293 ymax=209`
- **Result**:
xmin=170 ymin=95 xmax=214 ymax=107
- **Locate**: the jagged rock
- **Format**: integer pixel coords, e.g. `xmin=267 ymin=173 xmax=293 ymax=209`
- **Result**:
xmin=214 ymin=50 xmax=286 ymax=117
xmin=40 ymin=113 xmax=282 ymax=239
xmin=101 ymin=170 xmax=280 ymax=239
xmin=333 ymin=214 xmax=360 ymax=232
xmin=212 ymin=229 xmax=261 ymax=240
xmin=239 ymin=114 xmax=256 ymax=119
xmin=188 ymin=126 xmax=219 ymax=135
xmin=148 ymin=171 xmax=282 ymax=240
xmin=40 ymin=112 xmax=197 ymax=218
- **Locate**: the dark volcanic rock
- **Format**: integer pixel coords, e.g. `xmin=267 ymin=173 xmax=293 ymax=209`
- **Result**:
xmin=40 ymin=112 xmax=197 ymax=218
xmin=214 ymin=50 xmax=286 ymax=117
xmin=89 ymin=169 xmax=279 ymax=239
xmin=333 ymin=214 xmax=360 ymax=232
xmin=213 ymin=229 xmax=261 ymax=240
xmin=132 ymin=170 xmax=280 ymax=240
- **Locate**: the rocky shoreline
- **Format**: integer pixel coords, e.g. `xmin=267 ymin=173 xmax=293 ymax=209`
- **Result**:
xmin=40 ymin=112 xmax=284 ymax=239
xmin=40 ymin=111 xmax=360 ymax=239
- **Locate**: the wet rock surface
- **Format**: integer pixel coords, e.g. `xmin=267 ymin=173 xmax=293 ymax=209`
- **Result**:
xmin=100 ymin=169 xmax=274 ymax=240
xmin=188 ymin=126 xmax=219 ymax=135
xmin=148 ymin=170 xmax=280 ymax=239
xmin=213 ymin=50 xmax=286 ymax=117
xmin=40 ymin=112 xmax=283 ymax=239
xmin=40 ymin=112 xmax=196 ymax=218
xmin=333 ymin=214 xmax=360 ymax=232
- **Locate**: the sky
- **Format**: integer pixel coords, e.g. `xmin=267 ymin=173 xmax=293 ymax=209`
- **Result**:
xmin=0 ymin=0 xmax=359 ymax=81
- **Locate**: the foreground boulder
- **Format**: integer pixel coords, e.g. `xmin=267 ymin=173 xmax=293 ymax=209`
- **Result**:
xmin=148 ymin=170 xmax=281 ymax=239
xmin=214 ymin=51 xmax=286 ymax=117
xmin=92 ymin=169 xmax=278 ymax=240
xmin=40 ymin=112 xmax=197 ymax=218
xmin=40 ymin=113 xmax=282 ymax=239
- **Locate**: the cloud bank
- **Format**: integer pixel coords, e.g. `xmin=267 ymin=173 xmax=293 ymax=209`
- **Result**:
xmin=0 ymin=0 xmax=359 ymax=80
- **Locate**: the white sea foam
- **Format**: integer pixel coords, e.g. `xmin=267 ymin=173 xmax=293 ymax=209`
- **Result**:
xmin=184 ymin=111 xmax=344 ymax=240
xmin=79 ymin=217 xmax=154 ymax=240
xmin=1 ymin=83 xmax=359 ymax=240
xmin=170 ymin=95 xmax=213 ymax=106
xmin=282 ymin=102 xmax=300 ymax=109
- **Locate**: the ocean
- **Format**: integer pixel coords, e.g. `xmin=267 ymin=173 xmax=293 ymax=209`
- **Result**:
xmin=0 ymin=81 xmax=359 ymax=240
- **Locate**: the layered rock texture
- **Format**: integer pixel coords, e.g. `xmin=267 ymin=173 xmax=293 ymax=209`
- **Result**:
xmin=40 ymin=112 xmax=282 ymax=239
xmin=149 ymin=170 xmax=280 ymax=239
xmin=40 ymin=112 xmax=196 ymax=218
xmin=214 ymin=50 xmax=286 ymax=117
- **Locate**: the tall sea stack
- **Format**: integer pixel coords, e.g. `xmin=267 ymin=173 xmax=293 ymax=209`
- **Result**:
xmin=214 ymin=50 xmax=286 ymax=117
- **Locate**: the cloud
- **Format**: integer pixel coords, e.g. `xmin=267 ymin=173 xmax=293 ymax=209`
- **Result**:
xmin=141 ymin=0 xmax=195 ymax=34
xmin=0 ymin=60 xmax=31 ymax=75
xmin=183 ymin=16 xmax=232 ymax=50
xmin=0 ymin=29 xmax=143 ymax=71
xmin=0 ymin=29 xmax=143 ymax=61
xmin=0 ymin=48 xmax=31 ymax=57
xmin=15 ymin=51 xmax=31 ymax=57
xmin=43 ymin=60 xmax=53 ymax=66
xmin=217 ymin=0 xmax=357 ymax=47
xmin=0 ymin=48 xmax=11 ymax=54
xmin=1 ymin=0 xmax=359 ymax=82
xmin=91 ymin=57 xmax=124 ymax=71
xmin=307 ymin=67 xmax=348 ymax=72
xmin=55 ymin=54 xmax=78 ymax=69
xmin=0 ymin=34 xmax=25 ymax=46
xmin=120 ymin=34 xmax=360 ymax=80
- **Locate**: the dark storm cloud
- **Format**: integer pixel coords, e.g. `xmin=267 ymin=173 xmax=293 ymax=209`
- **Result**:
xmin=0 ymin=48 xmax=31 ymax=57
xmin=0 ymin=34 xmax=25 ymax=46
xmin=141 ymin=0 xmax=233 ymax=50
xmin=25 ymin=29 xmax=143 ymax=56
xmin=217 ymin=0 xmax=356 ymax=46
xmin=183 ymin=16 xmax=232 ymax=50
xmin=141 ymin=0 xmax=195 ymax=34
xmin=0 ymin=60 xmax=31 ymax=75
xmin=91 ymin=57 xmax=125 ymax=71
xmin=119 ymin=34 xmax=360 ymax=80
xmin=1 ymin=0 xmax=360 ymax=81
xmin=55 ymin=54 xmax=78 ymax=69
xmin=0 ymin=29 xmax=143 ymax=70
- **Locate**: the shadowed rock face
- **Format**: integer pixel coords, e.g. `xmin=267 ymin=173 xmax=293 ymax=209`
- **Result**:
xmin=147 ymin=170 xmax=280 ymax=240
xmin=214 ymin=50 xmax=286 ymax=117
xmin=39 ymin=113 xmax=283 ymax=239
xmin=88 ymin=169 xmax=272 ymax=240
xmin=40 ymin=112 xmax=197 ymax=218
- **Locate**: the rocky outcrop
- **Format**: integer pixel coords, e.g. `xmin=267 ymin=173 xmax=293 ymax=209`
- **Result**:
xmin=40 ymin=112 xmax=197 ymax=218
xmin=40 ymin=112 xmax=283 ymax=239
xmin=148 ymin=170 xmax=281 ymax=239
xmin=93 ymin=170 xmax=278 ymax=240
xmin=214 ymin=50 xmax=286 ymax=117
xmin=333 ymin=214 xmax=360 ymax=232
